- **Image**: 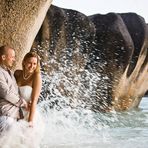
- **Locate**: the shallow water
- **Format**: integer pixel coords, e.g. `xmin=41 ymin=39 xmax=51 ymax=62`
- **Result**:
xmin=0 ymin=68 xmax=147 ymax=148
xmin=39 ymin=97 xmax=148 ymax=148
xmin=1 ymin=97 xmax=148 ymax=148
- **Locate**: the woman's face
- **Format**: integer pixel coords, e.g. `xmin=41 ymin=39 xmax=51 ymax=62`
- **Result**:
xmin=24 ymin=57 xmax=38 ymax=73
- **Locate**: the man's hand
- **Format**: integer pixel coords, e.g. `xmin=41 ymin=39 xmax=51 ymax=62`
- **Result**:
xmin=21 ymin=99 xmax=29 ymax=110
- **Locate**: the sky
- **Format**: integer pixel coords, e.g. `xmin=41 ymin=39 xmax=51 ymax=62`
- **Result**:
xmin=52 ymin=0 xmax=148 ymax=23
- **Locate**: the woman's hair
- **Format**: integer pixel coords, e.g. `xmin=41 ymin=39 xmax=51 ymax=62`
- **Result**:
xmin=22 ymin=51 xmax=40 ymax=73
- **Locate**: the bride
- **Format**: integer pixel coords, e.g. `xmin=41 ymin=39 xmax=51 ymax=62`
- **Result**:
xmin=0 ymin=51 xmax=44 ymax=147
xmin=14 ymin=51 xmax=42 ymax=127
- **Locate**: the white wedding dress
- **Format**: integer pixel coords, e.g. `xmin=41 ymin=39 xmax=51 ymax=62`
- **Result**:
xmin=19 ymin=85 xmax=32 ymax=120
xmin=19 ymin=86 xmax=32 ymax=120
xmin=18 ymin=86 xmax=45 ymax=147
xmin=0 ymin=86 xmax=45 ymax=148
xmin=19 ymin=86 xmax=32 ymax=103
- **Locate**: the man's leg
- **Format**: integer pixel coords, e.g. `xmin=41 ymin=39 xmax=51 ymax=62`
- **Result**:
xmin=0 ymin=116 xmax=16 ymax=135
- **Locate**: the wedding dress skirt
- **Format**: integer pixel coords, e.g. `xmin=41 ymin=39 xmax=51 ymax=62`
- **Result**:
xmin=0 ymin=86 xmax=45 ymax=147
xmin=19 ymin=85 xmax=44 ymax=125
xmin=18 ymin=85 xmax=44 ymax=147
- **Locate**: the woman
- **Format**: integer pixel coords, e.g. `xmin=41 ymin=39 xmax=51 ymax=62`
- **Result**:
xmin=14 ymin=51 xmax=42 ymax=127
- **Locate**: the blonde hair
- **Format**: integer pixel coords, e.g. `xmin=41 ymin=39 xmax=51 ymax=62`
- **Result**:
xmin=22 ymin=51 xmax=40 ymax=73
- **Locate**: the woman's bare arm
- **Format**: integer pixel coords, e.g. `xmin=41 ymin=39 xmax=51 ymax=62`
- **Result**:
xmin=28 ymin=72 xmax=42 ymax=124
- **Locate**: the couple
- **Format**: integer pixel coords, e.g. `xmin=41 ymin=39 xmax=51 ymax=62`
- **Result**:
xmin=0 ymin=45 xmax=42 ymax=134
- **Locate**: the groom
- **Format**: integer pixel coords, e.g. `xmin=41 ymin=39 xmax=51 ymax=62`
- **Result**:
xmin=0 ymin=45 xmax=27 ymax=133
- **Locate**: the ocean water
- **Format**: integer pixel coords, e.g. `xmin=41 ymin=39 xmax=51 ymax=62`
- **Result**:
xmin=0 ymin=67 xmax=148 ymax=148
xmin=0 ymin=54 xmax=147 ymax=148
xmin=0 ymin=96 xmax=147 ymax=148
xmin=40 ymin=97 xmax=148 ymax=148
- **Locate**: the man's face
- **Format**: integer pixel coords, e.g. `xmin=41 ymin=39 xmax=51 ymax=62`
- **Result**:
xmin=3 ymin=48 xmax=16 ymax=68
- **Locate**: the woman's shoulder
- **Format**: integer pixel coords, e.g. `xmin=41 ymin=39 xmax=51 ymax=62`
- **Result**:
xmin=32 ymin=72 xmax=42 ymax=82
xmin=14 ymin=69 xmax=22 ymax=77
xmin=33 ymin=71 xmax=41 ymax=77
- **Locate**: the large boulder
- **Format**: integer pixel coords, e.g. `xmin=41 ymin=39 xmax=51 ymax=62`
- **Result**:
xmin=32 ymin=5 xmax=95 ymax=75
xmin=0 ymin=0 xmax=52 ymax=68
xmin=89 ymin=12 xmax=148 ymax=111
xmin=32 ymin=5 xmax=148 ymax=111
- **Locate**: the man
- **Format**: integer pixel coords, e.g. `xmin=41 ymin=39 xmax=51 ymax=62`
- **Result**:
xmin=0 ymin=45 xmax=27 ymax=133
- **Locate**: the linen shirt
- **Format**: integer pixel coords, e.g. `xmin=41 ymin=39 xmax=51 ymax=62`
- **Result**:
xmin=0 ymin=66 xmax=22 ymax=119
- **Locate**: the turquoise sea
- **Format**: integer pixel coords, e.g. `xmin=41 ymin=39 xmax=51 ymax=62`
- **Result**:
xmin=0 ymin=96 xmax=147 ymax=148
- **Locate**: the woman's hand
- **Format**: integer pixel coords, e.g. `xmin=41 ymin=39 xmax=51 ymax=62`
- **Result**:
xmin=28 ymin=121 xmax=33 ymax=128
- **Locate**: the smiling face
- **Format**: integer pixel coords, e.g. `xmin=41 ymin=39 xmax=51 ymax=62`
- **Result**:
xmin=0 ymin=47 xmax=16 ymax=68
xmin=5 ymin=48 xmax=16 ymax=67
xmin=22 ymin=51 xmax=40 ymax=75
xmin=23 ymin=57 xmax=38 ymax=74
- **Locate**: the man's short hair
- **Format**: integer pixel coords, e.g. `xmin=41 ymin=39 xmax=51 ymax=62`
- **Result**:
xmin=0 ymin=45 xmax=13 ymax=56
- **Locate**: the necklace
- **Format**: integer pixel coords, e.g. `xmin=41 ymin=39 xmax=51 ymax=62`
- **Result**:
xmin=23 ymin=70 xmax=32 ymax=80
